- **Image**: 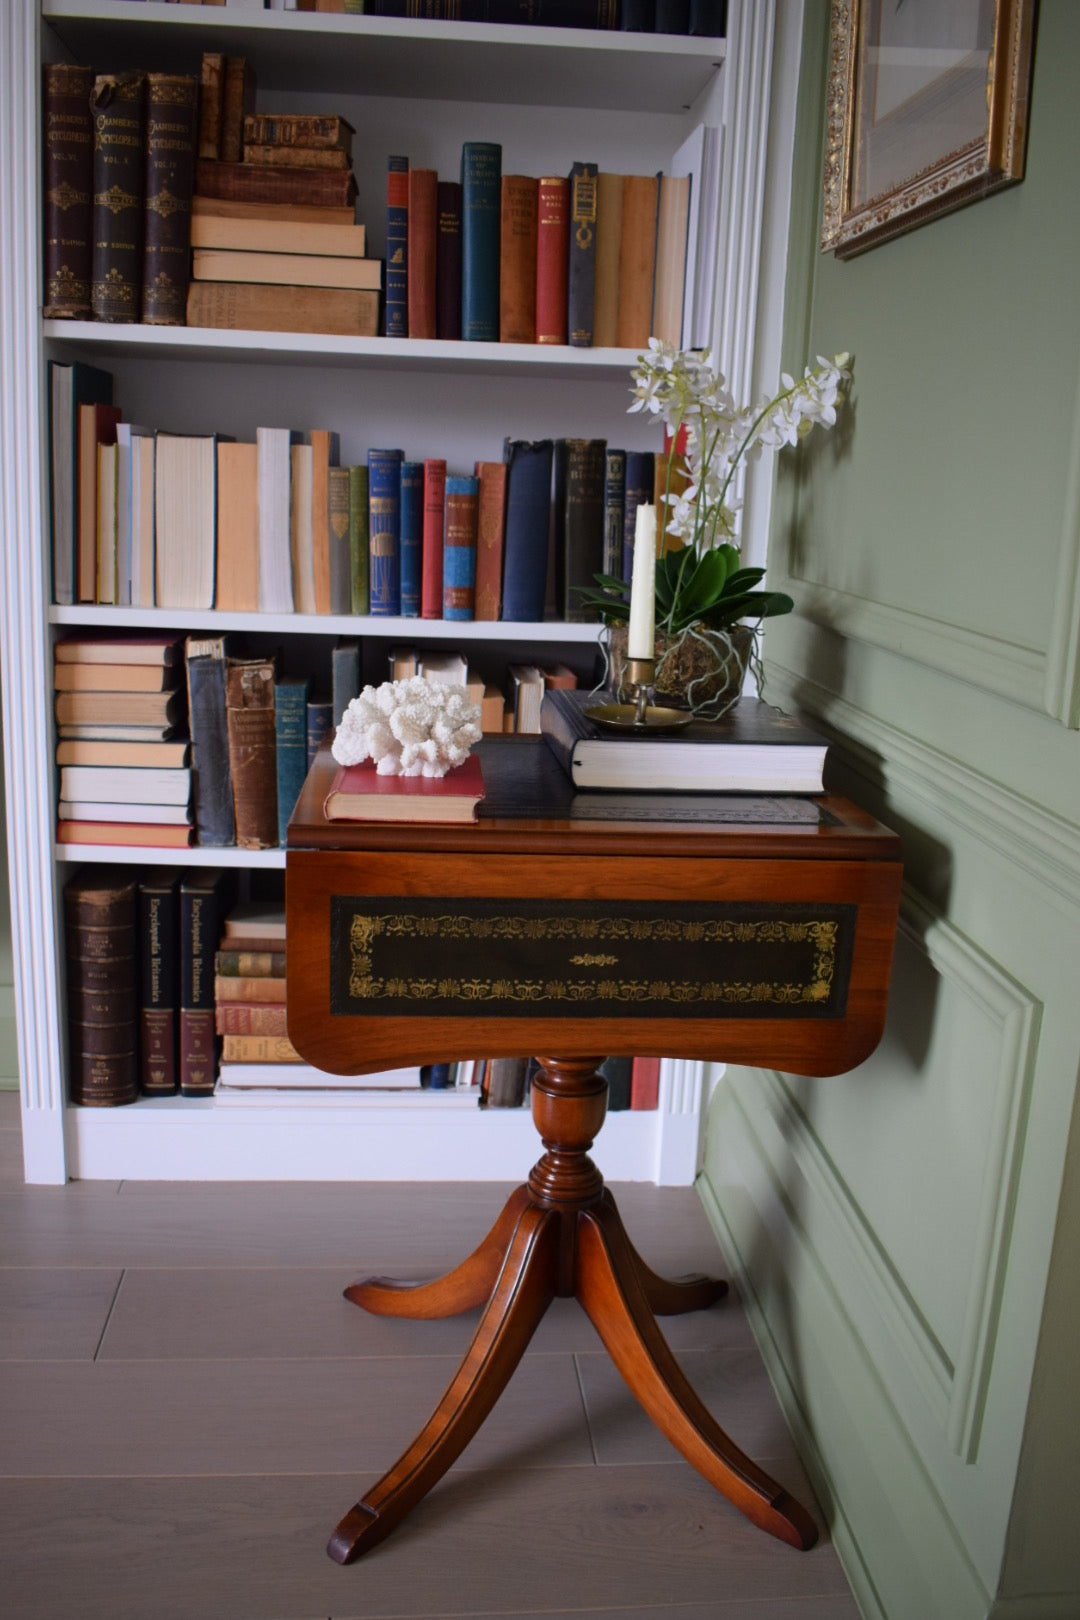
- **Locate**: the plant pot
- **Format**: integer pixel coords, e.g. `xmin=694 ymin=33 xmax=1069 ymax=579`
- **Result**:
xmin=608 ymin=622 xmax=755 ymax=713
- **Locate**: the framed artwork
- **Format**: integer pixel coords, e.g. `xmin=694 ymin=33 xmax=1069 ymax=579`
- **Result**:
xmin=820 ymin=0 xmax=1036 ymax=258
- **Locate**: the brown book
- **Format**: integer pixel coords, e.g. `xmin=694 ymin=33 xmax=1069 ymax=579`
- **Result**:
xmin=215 ymin=441 xmax=259 ymax=612
xmin=651 ymin=172 xmax=690 ymax=348
xmin=221 ymin=1034 xmax=302 ymax=1063
xmin=77 ymin=403 xmax=121 ymax=603
xmin=195 ymin=158 xmax=357 ymax=209
xmin=535 ymin=176 xmax=569 ymax=346
xmin=192 ymin=195 xmax=355 ymax=226
xmin=473 ymin=460 xmax=507 ymax=622
xmin=328 ymin=465 xmax=351 ymax=615
xmin=190 ymin=248 xmax=381 ymax=290
xmin=225 ymin=657 xmax=278 ymax=849
xmin=142 ymin=73 xmax=199 ymax=326
xmin=57 ymin=821 xmax=193 ymax=848
xmin=90 ymin=71 xmax=147 ymax=323
xmin=138 ymin=869 xmax=179 ymax=1096
xmin=499 ymin=175 xmax=538 ymax=344
xmin=617 ymin=173 xmax=659 ymax=349
xmin=186 ymin=281 xmax=379 ymax=337
xmin=214 ymin=1001 xmax=289 ymax=1036
xmin=214 ymin=975 xmax=288 ymax=1004
xmin=407 ymin=167 xmax=438 ymax=340
xmin=190 ymin=214 xmax=367 ymax=256
xmin=197 ymin=52 xmax=224 ymax=161
xmin=64 ymin=868 xmax=139 ymax=1107
xmin=95 ymin=440 xmax=118 ymax=604
xmin=592 ymin=170 xmax=623 ymax=348
xmin=310 ymin=429 xmax=339 ymax=615
xmin=221 ymin=57 xmax=256 ymax=164
xmin=242 ymin=113 xmax=354 ymax=154
xmin=42 ymin=64 xmax=94 ymax=318
xmin=242 ymin=144 xmax=349 ymax=171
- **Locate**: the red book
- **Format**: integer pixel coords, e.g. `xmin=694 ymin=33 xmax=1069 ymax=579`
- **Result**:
xmin=407 ymin=167 xmax=438 ymax=340
xmin=420 ymin=458 xmax=447 ymax=619
xmin=324 ymin=751 xmax=485 ymax=824
xmin=630 ymin=1056 xmax=660 ymax=1110
xmin=535 ymin=176 xmax=569 ymax=346
xmin=473 ymin=460 xmax=507 ymax=622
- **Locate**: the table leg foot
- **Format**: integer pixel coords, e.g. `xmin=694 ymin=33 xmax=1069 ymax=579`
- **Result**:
xmin=599 ymin=1193 xmax=729 ymax=1315
xmin=345 ymin=1185 xmax=531 ymax=1319
xmin=575 ymin=1199 xmax=818 ymax=1552
xmin=328 ymin=1197 xmax=560 ymax=1562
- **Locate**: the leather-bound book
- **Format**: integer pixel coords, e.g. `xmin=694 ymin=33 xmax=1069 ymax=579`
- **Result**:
xmin=616 ymin=173 xmax=659 ymax=350
xmin=498 ymin=174 xmax=538 ymax=343
xmin=225 ymin=656 xmax=279 ymax=850
xmin=384 ymin=154 xmax=408 ymax=337
xmin=461 ymin=141 xmax=501 ymax=342
xmin=64 ymin=867 xmax=139 ymax=1107
xmin=221 ymin=57 xmax=256 ymax=164
xmin=142 ymin=73 xmax=199 ymax=327
xmin=473 ymin=459 xmax=507 ymax=621
xmin=535 ymin=175 xmax=569 ymax=345
xmin=197 ymin=52 xmax=224 ymax=161
xmin=243 ymin=113 xmax=354 ymax=153
xmin=179 ymin=867 xmax=236 ymax=1097
xmin=501 ymin=438 xmax=553 ymax=622
xmin=138 ymin=868 xmax=180 ymax=1095
xmin=621 ymin=449 xmax=655 ymax=582
xmin=407 ymin=167 xmax=437 ymax=339
xmin=399 ymin=460 xmax=424 ymax=617
xmin=554 ymin=437 xmax=606 ymax=620
xmin=368 ymin=447 xmax=404 ymax=614
xmin=420 ymin=458 xmax=446 ymax=619
xmin=592 ymin=170 xmax=623 ymax=347
xmin=90 ymin=71 xmax=147 ymax=323
xmin=602 ymin=448 xmax=626 ymax=578
xmin=185 ymin=633 xmax=237 ymax=847
xmin=566 ymin=161 xmax=598 ymax=348
xmin=443 ymin=475 xmax=479 ymax=620
xmin=348 ymin=463 xmax=369 ymax=614
xmin=187 ymin=282 xmax=378 ymax=337
xmin=435 ymin=180 xmax=463 ymax=340
xmin=42 ymin=64 xmax=94 ymax=319
xmin=194 ymin=159 xmax=358 ymax=209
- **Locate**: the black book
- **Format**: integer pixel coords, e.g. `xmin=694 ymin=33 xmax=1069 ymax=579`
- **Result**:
xmin=501 ymin=439 xmax=554 ymax=622
xmin=185 ymin=635 xmax=236 ymax=847
xmin=553 ymin=437 xmax=606 ymax=621
xmin=435 ymin=179 xmax=463 ymax=341
xmin=566 ymin=160 xmax=598 ymax=348
xmin=138 ymin=868 xmax=180 ymax=1096
xmin=179 ymin=867 xmax=237 ymax=1097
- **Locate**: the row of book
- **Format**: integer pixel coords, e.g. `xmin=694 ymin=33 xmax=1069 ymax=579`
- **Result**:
xmin=165 ymin=2 xmax=725 ymax=34
xmin=48 ymin=360 xmax=664 ymax=624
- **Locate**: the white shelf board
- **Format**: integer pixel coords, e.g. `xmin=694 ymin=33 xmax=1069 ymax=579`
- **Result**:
xmin=55 ymin=843 xmax=285 ymax=868
xmin=49 ymin=605 xmax=606 ymax=643
xmin=43 ymin=321 xmax=649 ymax=379
xmin=43 ymin=1 xmax=724 ymax=110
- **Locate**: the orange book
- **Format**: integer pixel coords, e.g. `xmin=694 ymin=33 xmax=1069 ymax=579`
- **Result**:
xmin=473 ymin=460 xmax=507 ymax=621
xmin=651 ymin=173 xmax=690 ymax=348
xmin=499 ymin=174 xmax=538 ymax=343
xmin=592 ymin=170 xmax=623 ymax=348
xmin=77 ymin=403 xmax=121 ymax=603
xmin=407 ymin=167 xmax=437 ymax=340
xmin=310 ymin=429 xmax=339 ymax=615
xmin=215 ymin=441 xmax=259 ymax=612
xmin=57 ymin=820 xmax=193 ymax=848
xmin=616 ymin=173 xmax=659 ymax=350
xmin=535 ymin=176 xmax=569 ymax=346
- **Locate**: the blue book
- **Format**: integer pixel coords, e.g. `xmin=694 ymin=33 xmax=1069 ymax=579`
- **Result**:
xmin=501 ymin=439 xmax=553 ymax=622
xmin=460 ymin=141 xmax=501 ymax=342
xmin=274 ymin=674 xmax=310 ymax=846
xmin=398 ymin=460 xmax=424 ymax=618
xmin=622 ymin=449 xmax=655 ymax=583
xmin=332 ymin=638 xmax=360 ymax=729
xmin=443 ymin=475 xmax=478 ymax=621
xmin=368 ymin=447 xmax=405 ymax=615
xmin=184 ymin=633 xmax=235 ymax=848
xmin=306 ymin=697 xmax=333 ymax=770
xmin=384 ymin=155 xmax=408 ymax=338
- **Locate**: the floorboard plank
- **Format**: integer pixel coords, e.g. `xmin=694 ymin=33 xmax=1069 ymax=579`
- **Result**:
xmin=0 ymin=1268 xmax=122 ymax=1361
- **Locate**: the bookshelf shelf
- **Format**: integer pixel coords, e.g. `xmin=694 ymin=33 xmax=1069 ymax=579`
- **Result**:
xmin=50 ymin=604 xmax=605 ymax=643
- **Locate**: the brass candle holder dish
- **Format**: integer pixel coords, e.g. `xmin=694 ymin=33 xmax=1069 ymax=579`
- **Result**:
xmin=586 ymin=657 xmax=693 ymax=734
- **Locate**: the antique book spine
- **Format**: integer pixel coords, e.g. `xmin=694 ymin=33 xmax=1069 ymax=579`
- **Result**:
xmin=616 ymin=173 xmax=659 ymax=349
xmin=138 ymin=869 xmax=180 ymax=1095
xmin=460 ymin=141 xmax=501 ymax=342
xmin=473 ymin=460 xmax=507 ymax=622
xmin=242 ymin=113 xmax=354 ymax=151
xmin=384 ymin=154 xmax=409 ymax=337
xmin=179 ymin=868 xmax=233 ymax=1097
xmin=305 ymin=698 xmax=333 ymax=771
xmin=399 ymin=460 xmax=424 ymax=617
xmin=500 ymin=438 xmax=553 ymax=622
xmin=310 ymin=428 xmax=340 ymax=615
xmin=225 ymin=657 xmax=279 ymax=850
xmin=64 ymin=868 xmax=139 ymax=1107
xmin=535 ymin=175 xmax=569 ymax=345
xmin=498 ymin=174 xmax=538 ymax=343
xmin=331 ymin=637 xmax=360 ymax=727
xmin=443 ymin=475 xmax=479 ymax=621
xmin=367 ymin=447 xmax=404 ymax=615
xmin=90 ymin=71 xmax=147 ymax=323
xmin=407 ymin=167 xmax=437 ymax=339
xmin=348 ymin=463 xmax=370 ymax=614
xmin=42 ymin=64 xmax=94 ymax=319
xmin=221 ymin=56 xmax=256 ymax=164
xmin=420 ymin=458 xmax=447 ymax=619
xmin=242 ymin=145 xmax=349 ymax=170
xmin=592 ymin=170 xmax=623 ymax=348
xmin=185 ymin=634 xmax=237 ymax=847
xmin=555 ymin=437 xmax=607 ymax=620
xmin=566 ymin=160 xmax=598 ymax=348
xmin=194 ymin=158 xmax=357 ymax=208
xmin=197 ymin=52 xmax=224 ymax=161
xmin=274 ymin=674 xmax=310 ymax=846
xmin=215 ymin=950 xmax=287 ymax=977
xmin=221 ymin=1034 xmax=302 ymax=1064
xmin=602 ymin=447 xmax=626 ymax=579
xmin=214 ymin=975 xmax=288 ymax=1004
xmin=328 ymin=465 xmax=352 ymax=615
xmin=215 ymin=1001 xmax=289 ymax=1036
xmin=186 ymin=281 xmax=379 ymax=337
xmin=142 ymin=73 xmax=199 ymax=326
xmin=435 ymin=179 xmax=463 ymax=341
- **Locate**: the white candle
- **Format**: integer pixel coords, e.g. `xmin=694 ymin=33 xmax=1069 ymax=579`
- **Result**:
xmin=627 ymin=502 xmax=656 ymax=660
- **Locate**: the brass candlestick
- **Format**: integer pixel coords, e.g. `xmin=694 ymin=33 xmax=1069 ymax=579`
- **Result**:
xmin=624 ymin=656 xmax=657 ymax=726
xmin=584 ymin=655 xmax=693 ymax=735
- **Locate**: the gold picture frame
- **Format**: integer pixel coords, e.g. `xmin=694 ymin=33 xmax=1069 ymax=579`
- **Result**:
xmin=820 ymin=0 xmax=1036 ymax=258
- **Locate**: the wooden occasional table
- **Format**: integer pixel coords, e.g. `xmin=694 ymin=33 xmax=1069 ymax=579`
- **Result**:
xmin=287 ymin=736 xmax=902 ymax=1564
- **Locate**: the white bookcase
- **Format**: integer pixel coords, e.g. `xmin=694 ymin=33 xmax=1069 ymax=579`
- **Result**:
xmin=0 ymin=0 xmax=801 ymax=1185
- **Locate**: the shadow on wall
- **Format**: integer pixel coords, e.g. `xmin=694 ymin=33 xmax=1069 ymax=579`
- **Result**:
xmin=0 ymin=684 xmax=16 ymax=1086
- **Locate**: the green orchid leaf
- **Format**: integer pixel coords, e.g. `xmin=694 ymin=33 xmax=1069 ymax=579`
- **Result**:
xmin=721 ymin=567 xmax=766 ymax=596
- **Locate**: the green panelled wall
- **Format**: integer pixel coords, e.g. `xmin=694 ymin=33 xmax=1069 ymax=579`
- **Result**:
xmin=699 ymin=4 xmax=1080 ymax=1618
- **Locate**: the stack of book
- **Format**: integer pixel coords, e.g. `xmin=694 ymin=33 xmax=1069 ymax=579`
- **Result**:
xmin=189 ymin=89 xmax=380 ymax=337
xmin=54 ymin=636 xmax=192 ymax=849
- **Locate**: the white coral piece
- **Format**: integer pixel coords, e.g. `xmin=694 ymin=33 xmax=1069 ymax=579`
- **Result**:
xmin=332 ymin=676 xmax=482 ymax=777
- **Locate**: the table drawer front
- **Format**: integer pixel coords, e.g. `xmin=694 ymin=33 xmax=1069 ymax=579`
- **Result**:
xmin=329 ymin=896 xmax=857 ymax=1022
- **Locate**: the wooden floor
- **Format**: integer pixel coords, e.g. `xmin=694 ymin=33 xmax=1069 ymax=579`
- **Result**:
xmin=0 ymin=1091 xmax=861 ymax=1620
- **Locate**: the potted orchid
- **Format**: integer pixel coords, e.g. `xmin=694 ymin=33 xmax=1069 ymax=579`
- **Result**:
xmin=577 ymin=340 xmax=853 ymax=713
